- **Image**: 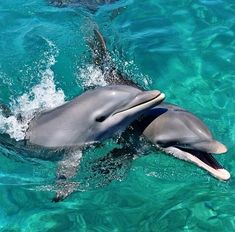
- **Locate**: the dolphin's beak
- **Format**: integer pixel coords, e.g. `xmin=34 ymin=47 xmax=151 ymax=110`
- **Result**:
xmin=163 ymin=146 xmax=230 ymax=181
xmin=131 ymin=90 xmax=165 ymax=108
xmin=113 ymin=90 xmax=165 ymax=116
xmin=189 ymin=150 xmax=230 ymax=180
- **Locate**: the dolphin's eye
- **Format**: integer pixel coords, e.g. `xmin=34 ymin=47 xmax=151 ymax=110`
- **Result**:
xmin=95 ymin=116 xmax=107 ymax=122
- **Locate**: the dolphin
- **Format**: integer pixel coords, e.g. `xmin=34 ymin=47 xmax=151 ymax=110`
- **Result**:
xmin=25 ymin=85 xmax=164 ymax=148
xmin=88 ymin=28 xmax=230 ymax=181
xmin=0 ymin=85 xmax=164 ymax=201
xmin=137 ymin=104 xmax=230 ymax=180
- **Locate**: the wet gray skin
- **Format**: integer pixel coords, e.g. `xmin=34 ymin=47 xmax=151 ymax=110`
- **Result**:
xmin=25 ymin=85 xmax=164 ymax=148
xmin=89 ymin=28 xmax=230 ymax=181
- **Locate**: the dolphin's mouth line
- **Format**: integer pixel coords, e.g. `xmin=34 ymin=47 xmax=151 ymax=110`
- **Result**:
xmin=168 ymin=146 xmax=231 ymax=181
xmin=113 ymin=93 xmax=164 ymax=116
xmin=180 ymin=148 xmax=223 ymax=169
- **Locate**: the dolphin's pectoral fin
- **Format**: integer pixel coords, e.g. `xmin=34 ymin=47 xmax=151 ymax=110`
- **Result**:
xmin=56 ymin=150 xmax=83 ymax=180
xmin=52 ymin=150 xmax=83 ymax=202
xmin=161 ymin=146 xmax=230 ymax=181
xmin=52 ymin=181 xmax=78 ymax=202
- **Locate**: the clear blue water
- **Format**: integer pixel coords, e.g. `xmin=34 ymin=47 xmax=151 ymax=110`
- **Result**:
xmin=0 ymin=0 xmax=235 ymax=231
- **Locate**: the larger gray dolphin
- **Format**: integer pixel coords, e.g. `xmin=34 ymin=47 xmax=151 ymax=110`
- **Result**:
xmin=1 ymin=85 xmax=164 ymax=201
xmin=25 ymin=85 xmax=164 ymax=148
xmin=88 ymin=28 xmax=230 ymax=181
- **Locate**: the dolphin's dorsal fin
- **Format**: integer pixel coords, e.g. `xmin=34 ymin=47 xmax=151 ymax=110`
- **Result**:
xmin=94 ymin=28 xmax=107 ymax=57
xmin=89 ymin=28 xmax=143 ymax=89
xmin=90 ymin=28 xmax=111 ymax=68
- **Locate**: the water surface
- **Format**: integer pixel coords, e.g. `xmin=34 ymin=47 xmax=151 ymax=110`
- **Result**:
xmin=0 ymin=0 xmax=235 ymax=231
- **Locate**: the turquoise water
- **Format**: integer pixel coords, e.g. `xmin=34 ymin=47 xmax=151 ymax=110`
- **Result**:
xmin=0 ymin=0 xmax=235 ymax=231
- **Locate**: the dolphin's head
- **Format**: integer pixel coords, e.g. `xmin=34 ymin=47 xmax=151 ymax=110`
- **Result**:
xmin=85 ymin=85 xmax=165 ymax=142
xmin=142 ymin=104 xmax=230 ymax=181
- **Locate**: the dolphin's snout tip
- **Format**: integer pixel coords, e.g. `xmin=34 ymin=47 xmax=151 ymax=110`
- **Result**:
xmin=217 ymin=168 xmax=231 ymax=181
xmin=159 ymin=92 xmax=165 ymax=101
xmin=147 ymin=90 xmax=165 ymax=102
xmin=154 ymin=92 xmax=165 ymax=103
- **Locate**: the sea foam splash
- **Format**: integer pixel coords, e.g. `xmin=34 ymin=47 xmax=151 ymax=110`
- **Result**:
xmin=78 ymin=57 xmax=152 ymax=90
xmin=0 ymin=39 xmax=65 ymax=141
xmin=78 ymin=64 xmax=107 ymax=88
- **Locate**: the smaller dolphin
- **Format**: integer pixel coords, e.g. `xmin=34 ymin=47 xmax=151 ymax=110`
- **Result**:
xmin=139 ymin=103 xmax=230 ymax=180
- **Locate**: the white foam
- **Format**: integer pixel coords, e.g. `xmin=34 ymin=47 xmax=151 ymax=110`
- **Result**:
xmin=78 ymin=64 xmax=108 ymax=88
xmin=78 ymin=62 xmax=152 ymax=90
xmin=0 ymin=39 xmax=65 ymax=141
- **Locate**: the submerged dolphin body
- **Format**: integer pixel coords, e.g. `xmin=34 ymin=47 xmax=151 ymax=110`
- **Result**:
xmin=89 ymin=28 xmax=230 ymax=181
